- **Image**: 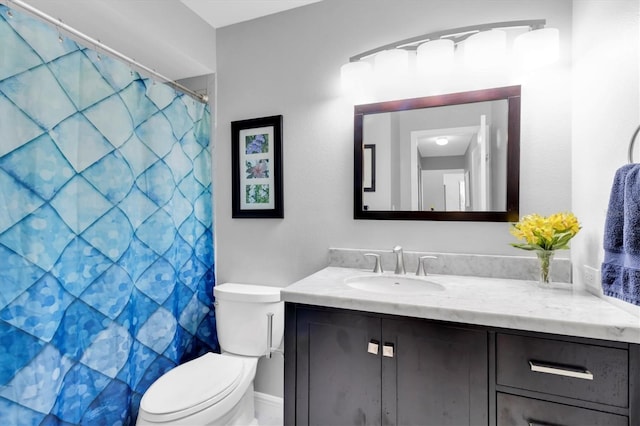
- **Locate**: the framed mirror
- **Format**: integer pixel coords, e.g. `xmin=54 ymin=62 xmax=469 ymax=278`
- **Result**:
xmin=354 ymin=85 xmax=521 ymax=221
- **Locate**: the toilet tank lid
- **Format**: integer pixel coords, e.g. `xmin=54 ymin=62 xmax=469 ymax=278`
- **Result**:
xmin=214 ymin=283 xmax=281 ymax=302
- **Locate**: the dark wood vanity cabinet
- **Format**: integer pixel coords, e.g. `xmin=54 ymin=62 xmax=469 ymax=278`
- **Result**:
xmin=495 ymin=332 xmax=639 ymax=426
xmin=284 ymin=304 xmax=488 ymax=425
xmin=285 ymin=303 xmax=639 ymax=426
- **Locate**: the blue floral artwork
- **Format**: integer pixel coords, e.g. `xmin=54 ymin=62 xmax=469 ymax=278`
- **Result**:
xmin=0 ymin=4 xmax=217 ymax=425
xmin=245 ymin=159 xmax=270 ymax=179
xmin=245 ymin=133 xmax=269 ymax=154
xmin=245 ymin=184 xmax=270 ymax=204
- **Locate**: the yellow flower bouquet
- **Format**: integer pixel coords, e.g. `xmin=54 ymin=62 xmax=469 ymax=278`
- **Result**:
xmin=510 ymin=212 xmax=581 ymax=251
xmin=510 ymin=212 xmax=581 ymax=283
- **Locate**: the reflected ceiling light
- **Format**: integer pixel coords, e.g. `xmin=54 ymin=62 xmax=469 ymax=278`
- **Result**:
xmin=416 ymin=39 xmax=455 ymax=72
xmin=513 ymin=27 xmax=560 ymax=69
xmin=463 ymin=29 xmax=507 ymax=67
xmin=340 ymin=20 xmax=559 ymax=92
xmin=435 ymin=137 xmax=449 ymax=146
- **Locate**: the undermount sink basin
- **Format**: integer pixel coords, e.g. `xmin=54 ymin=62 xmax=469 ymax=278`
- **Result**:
xmin=345 ymin=275 xmax=445 ymax=295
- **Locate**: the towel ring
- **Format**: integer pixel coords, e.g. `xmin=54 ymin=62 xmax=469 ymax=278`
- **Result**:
xmin=629 ymin=124 xmax=640 ymax=163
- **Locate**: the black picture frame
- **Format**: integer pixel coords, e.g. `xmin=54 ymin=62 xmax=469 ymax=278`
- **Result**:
xmin=231 ymin=115 xmax=283 ymax=218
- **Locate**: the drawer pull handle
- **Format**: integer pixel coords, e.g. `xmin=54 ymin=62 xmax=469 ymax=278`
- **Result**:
xmin=529 ymin=360 xmax=594 ymax=380
xmin=528 ymin=421 xmax=562 ymax=426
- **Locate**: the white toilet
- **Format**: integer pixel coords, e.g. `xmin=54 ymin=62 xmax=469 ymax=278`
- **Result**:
xmin=136 ymin=283 xmax=284 ymax=425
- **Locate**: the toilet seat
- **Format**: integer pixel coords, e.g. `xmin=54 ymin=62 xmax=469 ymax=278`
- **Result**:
xmin=139 ymin=353 xmax=245 ymax=423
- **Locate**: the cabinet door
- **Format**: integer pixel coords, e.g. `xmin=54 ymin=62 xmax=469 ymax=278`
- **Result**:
xmin=382 ymin=318 xmax=488 ymax=426
xmin=295 ymin=307 xmax=382 ymax=426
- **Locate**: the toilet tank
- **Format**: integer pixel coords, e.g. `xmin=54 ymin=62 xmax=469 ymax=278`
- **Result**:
xmin=213 ymin=283 xmax=284 ymax=356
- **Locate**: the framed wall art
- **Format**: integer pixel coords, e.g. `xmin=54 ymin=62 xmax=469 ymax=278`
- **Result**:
xmin=231 ymin=115 xmax=283 ymax=218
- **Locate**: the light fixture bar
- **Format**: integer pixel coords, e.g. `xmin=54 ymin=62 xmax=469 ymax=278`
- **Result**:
xmin=4 ymin=0 xmax=209 ymax=104
xmin=349 ymin=19 xmax=547 ymax=62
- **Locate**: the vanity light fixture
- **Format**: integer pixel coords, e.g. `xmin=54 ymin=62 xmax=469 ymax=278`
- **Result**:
xmin=340 ymin=60 xmax=372 ymax=92
xmin=513 ymin=27 xmax=560 ymax=68
xmin=435 ymin=137 xmax=449 ymax=146
xmin=341 ymin=19 xmax=559 ymax=89
xmin=463 ymin=29 xmax=507 ymax=68
xmin=417 ymin=39 xmax=455 ymax=72
xmin=374 ymin=48 xmax=409 ymax=78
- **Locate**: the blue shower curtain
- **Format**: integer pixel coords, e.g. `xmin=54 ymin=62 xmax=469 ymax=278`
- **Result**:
xmin=0 ymin=5 xmax=217 ymax=424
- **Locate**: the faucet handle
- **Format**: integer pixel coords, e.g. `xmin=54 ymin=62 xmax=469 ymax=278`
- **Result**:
xmin=416 ymin=256 xmax=437 ymax=276
xmin=364 ymin=253 xmax=383 ymax=274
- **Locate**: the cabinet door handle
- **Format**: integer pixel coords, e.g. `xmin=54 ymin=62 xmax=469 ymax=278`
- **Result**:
xmin=529 ymin=360 xmax=594 ymax=380
xmin=383 ymin=343 xmax=394 ymax=358
xmin=367 ymin=339 xmax=379 ymax=355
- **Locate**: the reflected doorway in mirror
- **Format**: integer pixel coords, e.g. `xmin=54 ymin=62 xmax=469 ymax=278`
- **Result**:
xmin=363 ymin=144 xmax=376 ymax=192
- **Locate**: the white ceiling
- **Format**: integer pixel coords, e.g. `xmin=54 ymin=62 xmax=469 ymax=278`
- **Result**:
xmin=180 ymin=0 xmax=323 ymax=29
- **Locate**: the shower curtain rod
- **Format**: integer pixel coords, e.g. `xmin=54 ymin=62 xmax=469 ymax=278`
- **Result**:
xmin=4 ymin=0 xmax=209 ymax=104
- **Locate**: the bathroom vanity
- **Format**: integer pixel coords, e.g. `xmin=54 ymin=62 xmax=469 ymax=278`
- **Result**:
xmin=282 ymin=267 xmax=640 ymax=425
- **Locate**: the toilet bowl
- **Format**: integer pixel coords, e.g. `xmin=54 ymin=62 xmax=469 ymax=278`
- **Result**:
xmin=137 ymin=353 xmax=258 ymax=425
xmin=136 ymin=283 xmax=283 ymax=425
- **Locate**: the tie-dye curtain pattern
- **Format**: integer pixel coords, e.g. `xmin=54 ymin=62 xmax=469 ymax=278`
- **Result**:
xmin=0 ymin=5 xmax=217 ymax=425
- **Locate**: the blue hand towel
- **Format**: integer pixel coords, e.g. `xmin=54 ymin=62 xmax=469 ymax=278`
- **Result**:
xmin=602 ymin=164 xmax=640 ymax=306
xmin=624 ymin=165 xmax=640 ymax=254
xmin=603 ymin=164 xmax=635 ymax=253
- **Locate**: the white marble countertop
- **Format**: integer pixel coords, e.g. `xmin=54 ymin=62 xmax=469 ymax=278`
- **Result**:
xmin=281 ymin=267 xmax=640 ymax=344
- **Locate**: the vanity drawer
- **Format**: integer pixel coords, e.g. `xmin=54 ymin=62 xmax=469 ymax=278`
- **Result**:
xmin=496 ymin=333 xmax=628 ymax=407
xmin=497 ymin=393 xmax=628 ymax=425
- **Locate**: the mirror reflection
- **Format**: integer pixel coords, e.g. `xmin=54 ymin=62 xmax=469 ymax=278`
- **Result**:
xmin=354 ymin=86 xmax=520 ymax=221
xmin=363 ymin=100 xmax=508 ymax=212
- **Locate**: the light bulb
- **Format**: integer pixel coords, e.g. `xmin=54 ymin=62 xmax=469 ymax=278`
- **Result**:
xmin=374 ymin=49 xmax=409 ymax=79
xmin=416 ymin=39 xmax=455 ymax=72
xmin=340 ymin=61 xmax=373 ymax=93
xmin=463 ymin=29 xmax=507 ymax=69
xmin=514 ymin=27 xmax=560 ymax=69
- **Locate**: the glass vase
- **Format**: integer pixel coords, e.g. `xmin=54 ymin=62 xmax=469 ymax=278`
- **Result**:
xmin=536 ymin=250 xmax=554 ymax=285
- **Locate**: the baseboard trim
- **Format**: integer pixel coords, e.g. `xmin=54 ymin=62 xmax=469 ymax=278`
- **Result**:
xmin=254 ymin=391 xmax=283 ymax=408
xmin=254 ymin=392 xmax=283 ymax=426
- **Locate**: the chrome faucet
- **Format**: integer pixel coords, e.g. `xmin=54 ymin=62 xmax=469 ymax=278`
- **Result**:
xmin=393 ymin=246 xmax=405 ymax=275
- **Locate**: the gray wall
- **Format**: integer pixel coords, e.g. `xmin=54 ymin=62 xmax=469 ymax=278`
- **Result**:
xmin=215 ymin=0 xmax=573 ymax=286
xmin=571 ymin=0 xmax=640 ymax=318
xmin=216 ymin=0 xmax=573 ymax=396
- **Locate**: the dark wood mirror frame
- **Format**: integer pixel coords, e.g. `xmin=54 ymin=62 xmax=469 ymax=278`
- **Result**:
xmin=354 ymin=85 xmax=521 ymax=222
